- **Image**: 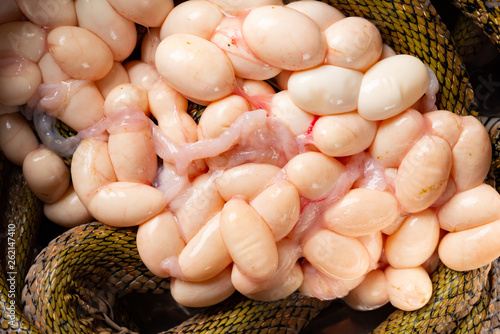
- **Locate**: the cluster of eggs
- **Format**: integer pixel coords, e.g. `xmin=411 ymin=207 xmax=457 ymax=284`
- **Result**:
xmin=0 ymin=0 xmax=498 ymax=313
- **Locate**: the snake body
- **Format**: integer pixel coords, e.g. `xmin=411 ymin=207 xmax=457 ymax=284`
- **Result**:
xmin=1 ymin=0 xmax=500 ymax=333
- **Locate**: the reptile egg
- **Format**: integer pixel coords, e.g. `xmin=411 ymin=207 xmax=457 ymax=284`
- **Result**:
xmin=124 ymin=60 xmax=160 ymax=91
xmin=104 ymin=83 xmax=149 ymax=116
xmin=160 ymin=0 xmax=223 ymax=40
xmin=0 ymin=112 xmax=39 ymax=166
xmin=385 ymin=209 xmax=440 ymax=269
xmin=324 ymin=17 xmax=383 ymax=71
xmin=22 ymin=147 xmax=70 ymax=204
xmin=95 ymin=62 xmax=130 ymax=98
xmin=197 ymin=94 xmax=250 ymax=140
xmin=170 ymin=266 xmax=235 ymax=307
xmin=451 ymin=115 xmax=492 ymax=192
xmin=178 ymin=213 xmax=232 ymax=282
xmin=136 ymin=210 xmax=185 ymax=277
xmin=439 ymin=219 xmax=500 ymax=271
xmin=384 ymin=266 xmax=432 ymax=311
xmin=16 ymin=0 xmax=77 ymax=27
xmin=286 ymin=0 xmax=345 ymax=31
xmin=38 ymin=52 xmax=72 ymax=83
xmin=357 ymin=54 xmax=430 ymax=121
xmin=303 ymin=229 xmax=370 ymax=280
xmin=220 ymin=198 xmax=278 ymax=282
xmin=324 ymin=188 xmax=399 ymax=237
xmin=312 ymin=112 xmax=377 ymax=157
xmin=424 ymin=109 xmax=462 ymax=147
xmin=211 ymin=16 xmax=282 ymax=81
xmin=239 ymin=79 xmax=276 ymax=96
xmin=369 ymin=109 xmax=425 ymax=168
xmin=43 ymin=185 xmax=92 ymax=228
xmin=438 ymin=184 xmax=500 ymax=232
xmin=288 ymin=65 xmax=363 ymax=115
xmin=0 ymin=21 xmax=46 ymax=62
xmin=155 ymin=33 xmax=235 ymax=102
xmin=344 ymin=269 xmax=389 ymax=311
xmin=107 ymin=0 xmax=173 ymax=27
xmin=75 ymin=0 xmax=137 ymax=62
xmin=47 ymin=26 xmax=113 ymax=81
xmin=269 ymin=90 xmax=315 ymax=136
xmin=242 ymin=5 xmax=327 ymax=71
xmin=250 ymin=181 xmax=301 ymax=241
xmin=284 ymin=151 xmax=345 ymax=200
xmin=0 ymin=53 xmax=41 ymax=106
xmin=395 ymin=135 xmax=452 ymax=213
xmin=215 ymin=163 xmax=281 ymax=201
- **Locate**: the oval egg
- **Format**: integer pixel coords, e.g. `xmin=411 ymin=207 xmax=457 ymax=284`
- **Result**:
xmin=155 ymin=33 xmax=235 ymax=102
xmin=242 ymin=5 xmax=327 ymax=71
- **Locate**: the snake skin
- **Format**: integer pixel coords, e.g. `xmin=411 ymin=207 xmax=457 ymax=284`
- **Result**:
xmin=1 ymin=0 xmax=500 ymax=333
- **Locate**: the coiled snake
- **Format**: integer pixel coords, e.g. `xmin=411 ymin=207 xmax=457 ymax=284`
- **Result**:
xmin=2 ymin=0 xmax=500 ymax=333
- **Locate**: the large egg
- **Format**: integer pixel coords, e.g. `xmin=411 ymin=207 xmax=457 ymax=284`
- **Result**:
xmin=357 ymin=55 xmax=430 ymax=121
xmin=288 ymin=65 xmax=363 ymax=115
xmin=242 ymin=5 xmax=327 ymax=71
xmin=155 ymin=33 xmax=235 ymax=102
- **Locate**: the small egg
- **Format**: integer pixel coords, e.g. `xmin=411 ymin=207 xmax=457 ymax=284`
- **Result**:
xmin=198 ymin=94 xmax=250 ymax=140
xmin=303 ymin=229 xmax=370 ymax=280
xmin=23 ymin=147 xmax=70 ymax=204
xmin=438 ymin=184 xmax=500 ymax=232
xmin=384 ymin=266 xmax=432 ymax=311
xmin=344 ymin=270 xmax=389 ymax=311
xmin=124 ymin=60 xmax=160 ymax=91
xmin=95 ymin=62 xmax=130 ymax=98
xmin=75 ymin=0 xmax=137 ymax=62
xmin=160 ymin=0 xmax=223 ymax=40
xmin=104 ymin=83 xmax=149 ymax=116
xmin=107 ymin=0 xmax=174 ymax=27
xmin=379 ymin=44 xmax=396 ymax=59
xmin=38 ymin=52 xmax=72 ymax=83
xmin=0 ymin=21 xmax=46 ymax=62
xmin=172 ymin=173 xmax=225 ymax=242
xmin=424 ymin=110 xmax=461 ymax=148
xmin=16 ymin=0 xmax=77 ymax=27
xmin=0 ymin=112 xmax=39 ymax=166
xmin=312 ymin=112 xmax=377 ymax=157
xmin=369 ymin=109 xmax=425 ymax=168
xmin=242 ymin=5 xmax=327 ymax=71
xmin=170 ymin=266 xmax=235 ymax=307
xmin=358 ymin=232 xmax=383 ymax=269
xmin=274 ymin=70 xmax=292 ymax=91
xmin=357 ymin=55 xmax=430 ymax=121
xmin=451 ymin=116 xmax=492 ymax=191
xmin=250 ymin=181 xmax=300 ymax=241
xmin=288 ymin=65 xmax=363 ymax=115
xmin=178 ymin=213 xmax=232 ymax=282
xmin=439 ymin=219 xmax=500 ymax=271
xmin=137 ymin=210 xmax=185 ymax=277
xmin=0 ymin=53 xmax=41 ymax=106
xmin=155 ymin=33 xmax=235 ymax=102
xmin=211 ymin=16 xmax=282 ymax=81
xmin=324 ymin=188 xmax=399 ymax=236
xmin=385 ymin=209 xmax=440 ymax=269
xmin=220 ymin=198 xmax=278 ymax=282
xmin=207 ymin=0 xmax=283 ymax=15
xmin=88 ymin=182 xmax=167 ymax=227
xmin=240 ymin=79 xmax=276 ymax=96
xmin=56 ymin=80 xmax=105 ymax=132
xmin=71 ymin=139 xmax=117 ymax=206
xmin=215 ymin=163 xmax=281 ymax=201
xmin=286 ymin=1 xmax=345 ymax=31
xmin=395 ymin=135 xmax=452 ymax=213
xmin=269 ymin=91 xmax=315 ymax=136
xmin=47 ymin=26 xmax=113 ymax=81
xmin=285 ymin=151 xmax=345 ymax=200
xmin=43 ymin=185 xmax=92 ymax=228
xmin=324 ymin=17 xmax=383 ymax=71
